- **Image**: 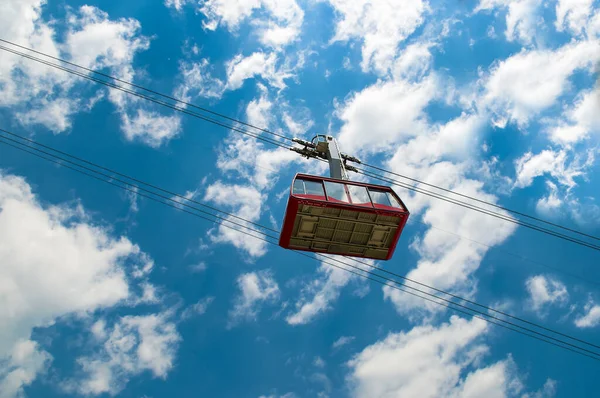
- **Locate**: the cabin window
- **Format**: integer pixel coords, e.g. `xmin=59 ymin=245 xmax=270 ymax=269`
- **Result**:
xmin=292 ymin=179 xmax=305 ymax=194
xmin=324 ymin=181 xmax=350 ymax=203
xmin=348 ymin=185 xmax=372 ymax=207
xmin=293 ymin=178 xmax=325 ymax=197
xmin=369 ymin=189 xmax=393 ymax=207
xmin=386 ymin=192 xmax=403 ymax=209
xmin=369 ymin=188 xmax=403 ymax=209
xmin=304 ymin=180 xmax=326 ymax=196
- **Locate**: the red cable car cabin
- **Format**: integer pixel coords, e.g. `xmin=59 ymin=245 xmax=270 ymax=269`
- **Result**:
xmin=279 ymin=173 xmax=410 ymax=260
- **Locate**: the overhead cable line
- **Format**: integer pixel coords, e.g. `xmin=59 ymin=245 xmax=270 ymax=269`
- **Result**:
xmin=1 ymin=129 xmax=600 ymax=361
xmin=2 ymin=38 xmax=597 ymax=244
xmin=0 ymin=44 xmax=288 ymax=151
xmin=3 ymin=46 xmax=599 ymax=255
xmin=356 ymin=168 xmax=600 ymax=251
xmin=361 ymin=162 xmax=600 ymax=243
xmin=0 ymin=38 xmax=294 ymax=143
xmin=3 ymin=128 xmax=596 ymax=290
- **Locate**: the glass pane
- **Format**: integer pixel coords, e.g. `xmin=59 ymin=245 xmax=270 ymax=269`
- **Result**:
xmin=292 ymin=179 xmax=305 ymax=194
xmin=324 ymin=181 xmax=349 ymax=202
xmin=386 ymin=192 xmax=403 ymax=209
xmin=348 ymin=185 xmax=371 ymax=206
xmin=369 ymin=189 xmax=393 ymax=207
xmin=303 ymin=180 xmax=325 ymax=196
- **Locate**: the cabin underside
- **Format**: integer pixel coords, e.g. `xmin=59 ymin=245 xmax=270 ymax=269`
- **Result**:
xmin=287 ymin=203 xmax=403 ymax=260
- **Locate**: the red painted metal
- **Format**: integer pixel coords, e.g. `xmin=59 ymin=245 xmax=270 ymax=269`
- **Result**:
xmin=279 ymin=173 xmax=410 ymax=260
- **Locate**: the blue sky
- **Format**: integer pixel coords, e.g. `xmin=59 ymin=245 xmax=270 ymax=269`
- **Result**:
xmin=1 ymin=0 xmax=600 ymax=397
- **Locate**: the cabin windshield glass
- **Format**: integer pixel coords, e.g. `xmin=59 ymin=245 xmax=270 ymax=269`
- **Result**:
xmin=386 ymin=192 xmax=403 ymax=209
xmin=369 ymin=189 xmax=393 ymax=207
xmin=324 ymin=181 xmax=350 ymax=203
xmin=348 ymin=185 xmax=371 ymax=207
xmin=303 ymin=180 xmax=325 ymax=196
xmin=292 ymin=179 xmax=305 ymax=194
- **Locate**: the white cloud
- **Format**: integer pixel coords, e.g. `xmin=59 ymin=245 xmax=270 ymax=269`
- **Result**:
xmin=203 ymin=181 xmax=269 ymax=257
xmin=225 ymin=52 xmax=295 ymax=91
xmin=65 ymin=6 xmax=150 ymax=84
xmin=199 ymin=0 xmax=304 ymax=48
xmin=246 ymin=84 xmax=274 ymax=128
xmin=286 ymin=259 xmax=356 ymax=325
xmin=555 ymin=0 xmax=595 ymax=36
xmin=228 ymin=270 xmax=280 ymax=327
xmin=391 ymin=42 xmax=434 ymax=81
xmin=0 ymin=2 xmax=185 ymax=147
xmin=575 ymin=300 xmax=600 ymax=328
xmin=15 ymin=97 xmax=79 ymax=133
xmin=547 ymin=89 xmax=600 ymax=146
xmin=534 ymin=180 xmax=600 ymax=226
xmin=259 ymin=393 xmax=297 ymax=398
xmin=91 ymin=319 xmax=108 ymax=341
xmin=327 ymin=0 xmax=429 ymax=74
xmin=525 ymin=275 xmax=569 ymax=314
xmin=476 ymin=0 xmax=543 ymax=45
xmin=313 ymin=356 xmax=325 ymax=368
xmin=175 ymin=59 xmax=226 ymax=101
xmin=524 ymin=379 xmax=558 ymax=398
xmin=76 ymin=313 xmax=180 ymax=396
xmin=165 ymin=0 xmax=190 ymax=12
xmin=0 ymin=172 xmax=156 ymax=396
xmin=181 ymin=297 xmax=214 ymax=320
xmin=282 ymin=110 xmax=313 ymax=136
xmin=514 ymin=149 xmax=594 ymax=189
xmin=121 ymin=109 xmax=182 ymax=147
xmin=336 ymin=75 xmax=439 ymax=155
xmin=380 ymin=115 xmax=516 ymax=316
xmin=0 ymin=340 xmax=51 ymax=398
xmin=332 ymin=336 xmax=355 ymax=349
xmin=205 ymin=89 xmax=301 ymax=256
xmin=482 ymin=40 xmax=600 ymax=126
xmin=189 ymin=261 xmax=208 ymax=273
xmin=347 ymin=316 xmax=524 ymax=398
xmin=535 ymin=181 xmax=563 ymax=216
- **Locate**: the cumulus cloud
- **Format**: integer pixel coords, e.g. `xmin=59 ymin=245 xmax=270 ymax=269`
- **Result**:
xmin=575 ymin=300 xmax=600 ymax=328
xmin=379 ymin=116 xmax=515 ymax=316
xmin=286 ymin=259 xmax=357 ymax=325
xmin=74 ymin=313 xmax=180 ymax=396
xmin=336 ymin=75 xmax=439 ymax=155
xmin=0 ymin=172 xmax=157 ymax=396
xmin=198 ymin=0 xmax=304 ymax=48
xmin=228 ymin=271 xmax=280 ymax=327
xmin=555 ymin=0 xmax=596 ymax=36
xmin=0 ymin=340 xmax=51 ymax=398
xmin=0 ymin=1 xmax=183 ymax=147
xmin=120 ymin=109 xmax=182 ymax=147
xmin=175 ymin=58 xmax=226 ymax=101
xmin=525 ymin=275 xmax=569 ymax=315
xmin=203 ymin=181 xmax=269 ymax=257
xmin=203 ymin=88 xmax=304 ymax=256
xmin=225 ymin=52 xmax=297 ymax=91
xmin=328 ymin=0 xmax=429 ymax=74
xmin=347 ymin=316 xmax=526 ymax=398
xmin=547 ymin=89 xmax=600 ymax=146
xmin=482 ymin=40 xmax=600 ymax=127
xmin=535 ymin=181 xmax=563 ymax=216
xmin=513 ymin=149 xmax=594 ymax=189
xmin=476 ymin=0 xmax=544 ymax=45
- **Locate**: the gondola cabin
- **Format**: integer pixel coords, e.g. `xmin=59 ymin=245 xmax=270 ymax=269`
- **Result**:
xmin=279 ymin=173 xmax=409 ymax=260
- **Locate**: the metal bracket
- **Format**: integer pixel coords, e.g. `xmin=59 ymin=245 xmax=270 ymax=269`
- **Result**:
xmin=291 ymin=135 xmax=360 ymax=180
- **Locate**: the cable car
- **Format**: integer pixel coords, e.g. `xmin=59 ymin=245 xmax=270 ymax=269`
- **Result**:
xmin=279 ymin=173 xmax=409 ymax=260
